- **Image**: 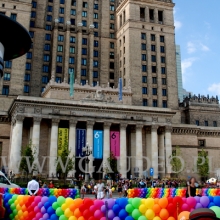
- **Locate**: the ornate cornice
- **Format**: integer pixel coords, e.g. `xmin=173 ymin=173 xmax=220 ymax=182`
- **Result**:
xmin=69 ymin=119 xmax=78 ymax=126
xmin=165 ymin=126 xmax=172 ymax=133
xmin=151 ymin=125 xmax=159 ymax=131
xmin=51 ymin=118 xmax=60 ymax=125
xmin=33 ymin=117 xmax=42 ymax=123
xmin=87 ymin=121 xmax=95 ymax=128
xmin=120 ymin=123 xmax=127 ymax=130
xmin=104 ymin=122 xmax=112 ymax=129
xmin=136 ymin=124 xmax=143 ymax=130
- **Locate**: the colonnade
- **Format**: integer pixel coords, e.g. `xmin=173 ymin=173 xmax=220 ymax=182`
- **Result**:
xmin=9 ymin=116 xmax=172 ymax=179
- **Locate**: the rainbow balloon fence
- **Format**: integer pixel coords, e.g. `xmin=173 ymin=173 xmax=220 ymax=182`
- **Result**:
xmin=3 ymin=194 xmax=220 ymax=220
xmin=0 ymin=188 xmax=79 ymax=199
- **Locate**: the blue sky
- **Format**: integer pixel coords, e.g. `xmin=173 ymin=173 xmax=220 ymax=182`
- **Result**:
xmin=174 ymin=0 xmax=220 ymax=96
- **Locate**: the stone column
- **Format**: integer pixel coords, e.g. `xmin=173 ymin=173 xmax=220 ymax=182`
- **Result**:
xmin=120 ymin=123 xmax=127 ymax=178
xmin=165 ymin=126 xmax=172 ymax=177
xmin=86 ymin=121 xmax=95 ymax=176
xmin=158 ymin=129 xmax=165 ymax=178
xmin=103 ymin=122 xmax=111 ymax=177
xmin=64 ymin=21 xmax=71 ymax=83
xmin=49 ymin=118 xmax=60 ymax=177
xmin=151 ymin=125 xmax=158 ymax=179
xmin=145 ymin=6 xmax=149 ymax=23
xmin=76 ymin=24 xmax=82 ymax=82
xmin=145 ymin=127 xmax=151 ymax=177
xmin=9 ymin=115 xmax=25 ymax=174
xmin=68 ymin=119 xmax=77 ymax=177
xmin=136 ymin=124 xmax=143 ymax=178
xmin=154 ymin=8 xmax=158 ymax=23
xmin=88 ymin=26 xmax=94 ymax=85
xmin=32 ymin=117 xmax=42 ymax=159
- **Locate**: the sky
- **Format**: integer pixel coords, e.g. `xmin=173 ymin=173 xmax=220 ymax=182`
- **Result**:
xmin=174 ymin=0 xmax=220 ymax=97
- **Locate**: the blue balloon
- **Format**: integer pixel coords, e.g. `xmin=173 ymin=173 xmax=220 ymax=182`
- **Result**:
xmin=47 ymin=206 xmax=55 ymax=216
xmin=48 ymin=196 xmax=57 ymax=204
xmin=208 ymin=202 xmax=216 ymax=208
xmin=118 ymin=198 xmax=128 ymax=209
xmin=208 ymin=196 xmax=213 ymax=202
xmin=213 ymin=196 xmax=220 ymax=206
xmin=112 ymin=204 xmax=120 ymax=214
xmin=50 ymin=214 xmax=59 ymax=220
xmin=119 ymin=209 xmax=128 ymax=220
xmin=44 ymin=202 xmax=51 ymax=209
xmin=125 ymin=216 xmax=134 ymax=220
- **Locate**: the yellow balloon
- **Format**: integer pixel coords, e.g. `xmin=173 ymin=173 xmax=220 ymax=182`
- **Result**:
xmin=145 ymin=209 xmax=155 ymax=220
xmin=69 ymin=217 xmax=77 ymax=220
xmin=139 ymin=204 xmax=147 ymax=214
xmin=145 ymin=198 xmax=155 ymax=209
xmin=61 ymin=203 xmax=68 ymax=211
xmin=64 ymin=208 xmax=74 ymax=218
xmin=153 ymin=217 xmax=162 ymax=220
xmin=111 ymin=187 xmax=115 ymax=192
xmin=141 ymin=199 xmax=146 ymax=204
xmin=66 ymin=198 xmax=74 ymax=206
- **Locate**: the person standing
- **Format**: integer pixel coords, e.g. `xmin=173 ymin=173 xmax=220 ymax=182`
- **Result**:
xmin=48 ymin=181 xmax=54 ymax=188
xmin=80 ymin=183 xmax=87 ymax=199
xmin=118 ymin=181 xmax=123 ymax=197
xmin=186 ymin=177 xmax=197 ymax=197
xmin=27 ymin=176 xmax=39 ymax=196
xmin=97 ymin=180 xmax=105 ymax=199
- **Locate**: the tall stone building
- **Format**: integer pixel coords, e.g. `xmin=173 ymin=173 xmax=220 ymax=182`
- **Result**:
xmin=0 ymin=0 xmax=220 ymax=180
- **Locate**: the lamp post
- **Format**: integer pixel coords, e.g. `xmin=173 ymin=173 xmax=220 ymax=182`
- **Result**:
xmin=82 ymin=142 xmax=92 ymax=183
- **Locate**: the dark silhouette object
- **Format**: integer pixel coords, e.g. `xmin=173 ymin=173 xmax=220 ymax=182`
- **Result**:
xmin=189 ymin=208 xmax=218 ymax=220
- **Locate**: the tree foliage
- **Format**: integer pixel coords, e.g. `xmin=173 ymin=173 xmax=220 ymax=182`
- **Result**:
xmin=197 ymin=149 xmax=209 ymax=181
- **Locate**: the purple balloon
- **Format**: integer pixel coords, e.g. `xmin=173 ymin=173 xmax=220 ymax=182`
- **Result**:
xmin=41 ymin=206 xmax=46 ymax=214
xmin=200 ymin=196 xmax=210 ymax=208
xmin=38 ymin=202 xmax=43 ymax=208
xmin=42 ymin=213 xmax=49 ymax=220
xmin=195 ymin=203 xmax=203 ymax=209
xmin=41 ymin=196 xmax=48 ymax=203
xmin=107 ymin=199 xmax=115 ymax=209
xmin=108 ymin=210 xmax=115 ymax=220
xmin=113 ymin=217 xmax=121 ymax=220
xmin=101 ymin=205 xmax=106 ymax=213
xmin=194 ymin=196 xmax=200 ymax=202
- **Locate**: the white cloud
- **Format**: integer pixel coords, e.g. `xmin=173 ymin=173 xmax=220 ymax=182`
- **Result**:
xmin=200 ymin=43 xmax=210 ymax=52
xmin=181 ymin=57 xmax=197 ymax=83
xmin=187 ymin=42 xmax=196 ymax=54
xmin=208 ymin=83 xmax=220 ymax=95
xmin=174 ymin=20 xmax=182 ymax=30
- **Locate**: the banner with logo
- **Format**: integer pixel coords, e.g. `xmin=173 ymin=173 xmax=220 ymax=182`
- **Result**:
xmin=76 ymin=129 xmax=86 ymax=157
xmin=118 ymin=78 xmax=123 ymax=101
xmin=58 ymin=128 xmax=69 ymax=156
xmin=110 ymin=131 xmax=120 ymax=157
xmin=93 ymin=130 xmax=103 ymax=159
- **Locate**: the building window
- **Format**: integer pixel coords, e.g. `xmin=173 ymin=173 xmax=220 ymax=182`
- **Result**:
xmin=42 ymin=76 xmax=49 ymax=84
xmin=142 ymin=76 xmax=147 ymax=83
xmin=151 ymin=34 xmax=155 ymax=41
xmin=110 ymin=5 xmax=114 ymax=11
xmin=109 ymin=33 xmax=115 ymax=38
xmin=82 ymin=11 xmax=87 ymax=17
xmin=94 ymin=41 xmax=98 ymax=47
xmin=83 ymin=2 xmax=88 ymax=8
xmin=162 ymin=89 xmax=167 ymax=96
xmin=94 ymin=4 xmax=98 ymax=10
xmin=160 ymin=46 xmax=165 ymax=53
xmin=56 ymin=66 xmax=62 ymax=73
xmin=30 ymin=21 xmax=35 ymax=27
xmin=71 ymin=0 xmax=76 ymax=6
xmin=57 ymin=45 xmax=63 ymax=52
xmin=56 ymin=77 xmax=62 ymax=83
xmin=43 ymin=65 xmax=49 ymax=73
xmin=94 ymin=50 xmax=98 ymax=57
xmin=204 ymin=121 xmax=208 ymax=126
xmin=3 ymin=73 xmax=10 ymax=81
xmin=10 ymin=13 xmax=17 ymax=21
xmin=82 ymin=20 xmax=87 ymax=27
xmin=70 ymin=47 xmax=75 ymax=54
xmin=110 ymin=42 xmax=114 ymax=49
xmin=109 ymin=72 xmax=114 ymax=79
xmin=81 ymin=58 xmax=87 ymax=65
xmin=26 ymin=63 xmax=31 ymax=70
xmin=56 ymin=55 xmax=63 ymax=63
xmin=94 ymin=13 xmax=98 ymax=19
xmin=198 ymin=140 xmax=205 ymax=147
xmin=93 ymin=81 xmax=97 ymax=87
xmin=60 ymin=0 xmax=65 ymax=4
xmin=161 ymin=67 xmax=166 ymax=74
xmin=149 ymin=9 xmax=154 ymax=21
xmin=152 ymin=77 xmax=157 ymax=84
xmin=45 ymin=34 xmax=51 ymax=41
xmin=109 ymin=62 xmax=114 ymax=69
xmin=44 ymin=44 xmax=51 ymax=51
xmin=160 ymin=36 xmax=165 ymax=42
xmin=141 ymin=43 xmax=146 ymax=50
xmin=140 ymin=7 xmax=145 ymax=19
xmin=196 ymin=120 xmax=200 ymax=126
xmin=26 ymin=52 xmax=32 ymax=59
xmin=152 ymin=66 xmax=156 ymax=73
xmin=24 ymin=73 xmax=30 ymax=81
xmin=58 ymin=35 xmax=64 ymax=42
xmin=46 ymin=15 xmax=52 ymax=22
xmin=162 ymin=100 xmax=167 ymax=108
xmin=213 ymin=121 xmax=217 ymax=127
xmin=29 ymin=31 xmax=34 ymax=38
xmin=94 ymin=32 xmax=98 ymax=37
xmin=32 ymin=1 xmax=37 ymax=8
xmin=110 ymin=14 xmax=114 ymax=20
xmin=24 ymin=85 xmax=29 ymax=93
xmin=158 ymin=11 xmax=163 ymax=23
xmin=151 ymin=55 xmax=156 ymax=62
xmin=94 ymin=61 xmax=98 ymax=67
xmin=59 ymin=17 xmax=64 ymax=23
xmin=110 ymin=23 xmax=114 ymax=30
xmin=2 ymin=86 xmax=9 ymax=95
xmin=45 ymin=25 xmax=51 ymax=30
xmin=142 ymin=65 xmax=147 ymax=72
xmin=142 ymin=54 xmax=147 ymax=61
xmin=81 ymin=69 xmax=87 ymax=76
xmin=151 ymin=45 xmax=156 ymax=51
xmin=161 ymin=56 xmax=165 ymax=63
xmin=82 ymin=38 xmax=87 ymax=45
xmin=82 ymin=48 xmax=87 ymax=55
xmin=31 ymin=11 xmax=36 ymax=18
xmin=94 ymin=22 xmax=98 ymax=28
xmin=142 ymin=87 xmax=147 ymax=94
xmin=69 ymin=57 xmax=75 ymax=64
xmin=71 ymin=9 xmax=76 ymax=15
xmin=152 ymin=88 xmax=157 ymax=95
xmin=143 ymin=99 xmax=148 ymax=106
xmin=141 ymin=33 xmax=146 ymax=40
xmin=93 ymin=71 xmax=98 ymax=78
xmin=162 ymin=78 xmax=166 ymax=85
xmin=110 ymin=52 xmax=114 ymax=59
xmin=153 ymin=100 xmax=158 ymax=107
xmin=70 ymin=36 xmax=75 ymax=43
xmin=81 ymin=80 xmax=86 ymax=85
xmin=47 ymin=5 xmax=53 ymax=12
xmin=44 ymin=55 xmax=50 ymax=62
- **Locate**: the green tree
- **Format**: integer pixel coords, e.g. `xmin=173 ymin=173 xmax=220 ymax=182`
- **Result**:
xmin=105 ymin=151 xmax=118 ymax=179
xmin=56 ymin=148 xmax=75 ymax=180
xmin=19 ymin=142 xmax=35 ymax=176
xmin=170 ymin=146 xmax=184 ymax=178
xmin=197 ymin=149 xmax=209 ymax=181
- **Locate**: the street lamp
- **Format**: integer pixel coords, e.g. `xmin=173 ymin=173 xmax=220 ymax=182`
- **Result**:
xmin=82 ymin=142 xmax=92 ymax=182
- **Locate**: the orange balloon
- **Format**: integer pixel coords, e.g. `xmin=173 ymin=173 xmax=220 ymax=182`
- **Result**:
xmin=159 ymin=208 xmax=169 ymax=220
xmin=74 ymin=198 xmax=83 ymax=208
xmin=78 ymin=217 xmax=85 ymax=220
xmin=167 ymin=217 xmax=175 ymax=220
xmin=153 ymin=204 xmax=161 ymax=214
xmin=158 ymin=198 xmax=168 ymax=209
xmin=178 ymin=211 xmax=190 ymax=220
xmin=70 ymin=204 xmax=77 ymax=212
xmin=74 ymin=208 xmax=82 ymax=218
xmin=154 ymin=198 xmax=159 ymax=204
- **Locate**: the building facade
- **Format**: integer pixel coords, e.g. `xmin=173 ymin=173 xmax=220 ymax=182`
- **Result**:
xmin=176 ymin=45 xmax=183 ymax=103
xmin=0 ymin=0 xmax=220 ymax=180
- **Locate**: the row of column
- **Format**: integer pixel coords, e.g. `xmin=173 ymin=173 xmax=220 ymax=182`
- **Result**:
xmin=9 ymin=116 xmax=172 ymax=179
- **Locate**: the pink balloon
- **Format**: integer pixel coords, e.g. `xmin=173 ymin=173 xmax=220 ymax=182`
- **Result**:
xmin=94 ymin=210 xmax=104 ymax=219
xmin=182 ymin=198 xmax=186 ymax=203
xmin=181 ymin=203 xmax=190 ymax=211
xmin=34 ymin=196 xmax=42 ymax=203
xmin=89 ymin=205 xmax=97 ymax=214
xmin=94 ymin=200 xmax=104 ymax=208
xmin=34 ymin=206 xmax=40 ymax=213
xmin=190 ymin=208 xmax=195 ymax=212
xmin=187 ymin=197 xmax=196 ymax=208
xmin=100 ymin=218 xmax=106 ymax=220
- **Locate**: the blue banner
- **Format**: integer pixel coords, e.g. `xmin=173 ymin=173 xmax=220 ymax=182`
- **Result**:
xmin=69 ymin=70 xmax=74 ymax=97
xmin=118 ymin=78 xmax=122 ymax=101
xmin=76 ymin=129 xmax=86 ymax=157
xmin=93 ymin=130 xmax=103 ymax=159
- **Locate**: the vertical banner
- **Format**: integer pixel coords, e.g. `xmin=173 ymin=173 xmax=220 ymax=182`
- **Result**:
xmin=110 ymin=131 xmax=120 ymax=157
xmin=93 ymin=130 xmax=103 ymax=159
xmin=76 ymin=129 xmax=86 ymax=157
xmin=58 ymin=128 xmax=69 ymax=156
xmin=70 ymin=70 xmax=74 ymax=97
xmin=118 ymin=78 xmax=123 ymax=101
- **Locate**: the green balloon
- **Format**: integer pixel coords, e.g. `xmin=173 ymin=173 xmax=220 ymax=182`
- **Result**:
xmin=132 ymin=198 xmax=141 ymax=209
xmin=128 ymin=198 xmax=133 ymax=204
xmin=138 ymin=216 xmax=147 ymax=220
xmin=13 ymin=209 xmax=18 ymax=215
xmin=59 ymin=215 xmax=68 ymax=220
xmin=210 ymin=206 xmax=220 ymax=218
xmin=57 ymin=196 xmax=66 ymax=206
xmin=56 ymin=207 xmax=64 ymax=217
xmin=132 ymin=209 xmax=142 ymax=220
xmin=8 ymin=199 xmax=13 ymax=205
xmin=12 ymin=195 xmax=18 ymax=201
xmin=126 ymin=204 xmax=134 ymax=213
xmin=52 ymin=202 xmax=59 ymax=210
xmin=10 ymin=204 xmax=16 ymax=210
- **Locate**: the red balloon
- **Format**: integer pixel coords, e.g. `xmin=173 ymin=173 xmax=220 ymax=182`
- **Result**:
xmin=173 ymin=196 xmax=183 ymax=207
xmin=168 ymin=197 xmax=173 ymax=204
xmin=167 ymin=203 xmax=175 ymax=215
xmin=84 ymin=198 xmax=94 ymax=207
xmin=89 ymin=205 xmax=97 ymax=214
xmin=88 ymin=217 xmax=96 ymax=220
xmin=83 ymin=209 xmax=92 ymax=219
xmin=79 ymin=204 xmax=86 ymax=213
